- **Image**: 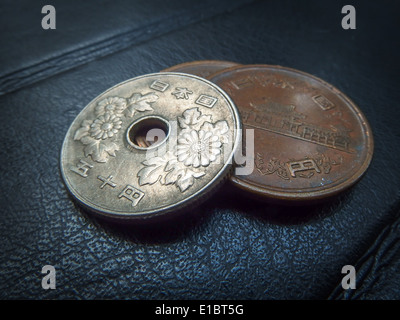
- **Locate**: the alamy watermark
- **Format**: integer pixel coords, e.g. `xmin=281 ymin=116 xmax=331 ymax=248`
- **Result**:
xmin=341 ymin=265 xmax=356 ymax=290
xmin=41 ymin=5 xmax=56 ymax=30
xmin=41 ymin=265 xmax=56 ymax=289
xmin=341 ymin=5 xmax=356 ymax=30
xmin=42 ymin=4 xmax=356 ymax=31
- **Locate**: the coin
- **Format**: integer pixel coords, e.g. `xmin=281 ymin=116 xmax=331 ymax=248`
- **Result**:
xmin=208 ymin=65 xmax=374 ymax=202
xmin=60 ymin=73 xmax=241 ymax=221
xmin=162 ymin=60 xmax=240 ymax=78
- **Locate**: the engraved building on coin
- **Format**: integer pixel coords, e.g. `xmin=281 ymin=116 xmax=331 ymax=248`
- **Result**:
xmin=60 ymin=73 xmax=241 ymax=221
xmin=209 ymin=65 xmax=374 ymax=203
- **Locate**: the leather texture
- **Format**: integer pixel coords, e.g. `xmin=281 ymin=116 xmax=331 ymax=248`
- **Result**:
xmin=0 ymin=0 xmax=399 ymax=299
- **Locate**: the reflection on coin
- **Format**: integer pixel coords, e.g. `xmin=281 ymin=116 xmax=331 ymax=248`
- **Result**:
xmin=60 ymin=73 xmax=241 ymax=221
xmin=162 ymin=60 xmax=240 ymax=78
xmin=209 ymin=65 xmax=374 ymax=202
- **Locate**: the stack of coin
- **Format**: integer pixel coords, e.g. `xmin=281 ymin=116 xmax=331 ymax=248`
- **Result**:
xmin=60 ymin=61 xmax=373 ymax=222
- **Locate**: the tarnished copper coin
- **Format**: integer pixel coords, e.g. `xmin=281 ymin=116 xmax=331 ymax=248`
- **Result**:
xmin=162 ymin=60 xmax=240 ymax=78
xmin=209 ymin=65 xmax=374 ymax=202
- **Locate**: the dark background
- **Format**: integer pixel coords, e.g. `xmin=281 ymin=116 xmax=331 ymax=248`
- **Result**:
xmin=0 ymin=0 xmax=399 ymax=300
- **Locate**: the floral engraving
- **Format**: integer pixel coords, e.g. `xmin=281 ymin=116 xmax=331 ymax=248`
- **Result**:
xmin=74 ymin=92 xmax=158 ymax=162
xmin=89 ymin=113 xmax=122 ymax=140
xmin=176 ymin=130 xmax=222 ymax=167
xmin=255 ymin=154 xmax=290 ymax=180
xmin=137 ymin=107 xmax=229 ymax=192
xmin=178 ymin=107 xmax=212 ymax=130
xmin=95 ymin=97 xmax=126 ymax=117
xmin=125 ymin=92 xmax=158 ymax=117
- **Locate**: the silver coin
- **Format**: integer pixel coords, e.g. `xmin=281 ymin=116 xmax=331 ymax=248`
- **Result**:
xmin=60 ymin=73 xmax=241 ymax=221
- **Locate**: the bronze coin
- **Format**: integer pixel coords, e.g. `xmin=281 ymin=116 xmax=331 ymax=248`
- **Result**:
xmin=162 ymin=60 xmax=240 ymax=78
xmin=208 ymin=65 xmax=374 ymax=202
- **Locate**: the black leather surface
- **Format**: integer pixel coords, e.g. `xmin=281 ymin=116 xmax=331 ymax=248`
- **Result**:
xmin=0 ymin=0 xmax=399 ymax=300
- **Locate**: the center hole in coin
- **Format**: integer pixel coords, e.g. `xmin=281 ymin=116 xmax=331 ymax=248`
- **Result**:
xmin=127 ymin=116 xmax=169 ymax=149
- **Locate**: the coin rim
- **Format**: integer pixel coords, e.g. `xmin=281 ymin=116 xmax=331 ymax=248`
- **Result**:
xmin=60 ymin=72 xmax=242 ymax=220
xmin=208 ymin=64 xmax=374 ymax=201
xmin=161 ymin=60 xmax=240 ymax=73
